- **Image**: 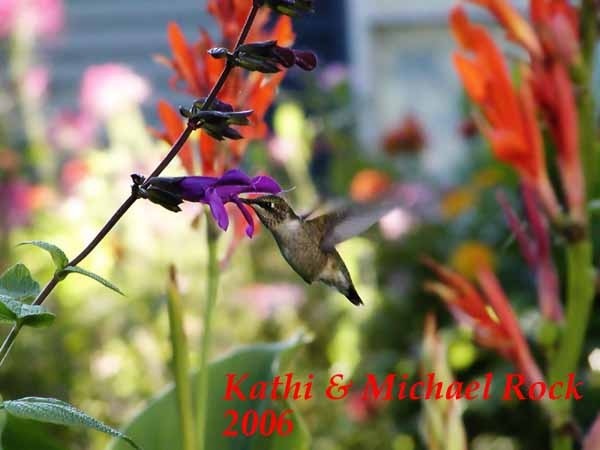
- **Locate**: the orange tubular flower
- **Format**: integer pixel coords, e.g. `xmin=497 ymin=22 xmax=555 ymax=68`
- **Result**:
xmin=467 ymin=0 xmax=542 ymax=57
xmin=153 ymin=5 xmax=294 ymax=176
xmin=152 ymin=3 xmax=295 ymax=262
xmin=424 ymin=258 xmax=544 ymax=385
xmin=450 ymin=6 xmax=560 ymax=218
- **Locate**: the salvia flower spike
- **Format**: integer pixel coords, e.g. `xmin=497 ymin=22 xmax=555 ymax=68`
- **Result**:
xmin=142 ymin=169 xmax=282 ymax=237
xmin=209 ymin=41 xmax=317 ymax=73
xmin=254 ymin=0 xmax=314 ymax=17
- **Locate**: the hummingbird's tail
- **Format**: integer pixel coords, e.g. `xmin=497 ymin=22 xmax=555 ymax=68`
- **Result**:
xmin=345 ymin=285 xmax=364 ymax=306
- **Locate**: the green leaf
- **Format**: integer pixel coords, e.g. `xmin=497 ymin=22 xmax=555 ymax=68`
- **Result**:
xmin=166 ymin=268 xmax=195 ymax=450
xmin=0 ymin=299 xmax=54 ymax=327
xmin=60 ymin=266 xmax=124 ymax=296
xmin=0 ymin=395 xmax=5 ymax=450
xmin=1 ymin=415 xmax=69 ymax=450
xmin=18 ymin=241 xmax=69 ymax=271
xmin=108 ymin=335 xmax=311 ymax=450
xmin=0 ymin=264 xmax=40 ymax=303
xmin=1 ymin=397 xmax=141 ymax=450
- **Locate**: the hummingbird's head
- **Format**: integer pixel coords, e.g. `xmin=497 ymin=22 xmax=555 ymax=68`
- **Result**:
xmin=241 ymin=195 xmax=295 ymax=228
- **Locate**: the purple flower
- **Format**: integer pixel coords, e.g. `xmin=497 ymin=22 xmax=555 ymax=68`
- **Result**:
xmin=144 ymin=169 xmax=281 ymax=237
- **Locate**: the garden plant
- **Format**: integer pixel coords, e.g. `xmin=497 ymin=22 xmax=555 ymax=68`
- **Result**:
xmin=0 ymin=0 xmax=600 ymax=449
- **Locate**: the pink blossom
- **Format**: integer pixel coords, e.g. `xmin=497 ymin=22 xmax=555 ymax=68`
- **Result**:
xmin=584 ymin=414 xmax=600 ymax=450
xmin=345 ymin=391 xmax=383 ymax=423
xmin=378 ymin=208 xmax=416 ymax=241
xmin=268 ymin=136 xmax=297 ymax=165
xmin=237 ymin=283 xmax=305 ymax=318
xmin=80 ymin=64 xmax=150 ymax=119
xmin=0 ymin=0 xmax=64 ymax=39
xmin=49 ymin=110 xmax=98 ymax=152
xmin=0 ymin=179 xmax=50 ymax=228
xmin=23 ymin=66 xmax=49 ymax=101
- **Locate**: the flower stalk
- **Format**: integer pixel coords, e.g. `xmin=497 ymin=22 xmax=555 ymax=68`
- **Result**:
xmin=166 ymin=266 xmax=196 ymax=450
xmin=544 ymin=5 xmax=597 ymax=446
xmin=196 ymin=212 xmax=221 ymax=450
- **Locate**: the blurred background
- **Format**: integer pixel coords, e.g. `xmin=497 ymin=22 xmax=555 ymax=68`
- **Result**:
xmin=1 ymin=0 xmax=600 ymax=449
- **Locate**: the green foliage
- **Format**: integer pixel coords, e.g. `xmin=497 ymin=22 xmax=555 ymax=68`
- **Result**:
xmin=2 ymin=415 xmax=68 ymax=450
xmin=1 ymin=397 xmax=140 ymax=450
xmin=18 ymin=241 xmax=69 ymax=272
xmin=0 ymin=395 xmax=5 ymax=450
xmin=0 ymin=264 xmax=40 ymax=303
xmin=166 ymin=268 xmax=195 ymax=450
xmin=0 ymin=264 xmax=53 ymax=327
xmin=0 ymin=299 xmax=54 ymax=327
xmin=60 ymin=266 xmax=124 ymax=296
xmin=108 ymin=338 xmax=310 ymax=450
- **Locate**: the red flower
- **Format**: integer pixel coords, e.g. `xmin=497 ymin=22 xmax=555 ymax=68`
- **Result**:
xmin=497 ymin=187 xmax=563 ymax=322
xmin=530 ymin=0 xmax=580 ymax=65
xmin=531 ymin=61 xmax=584 ymax=221
xmin=450 ymin=6 xmax=560 ymax=219
xmin=458 ymin=1 xmax=585 ymax=223
xmin=467 ymin=0 xmax=542 ymax=57
xmin=153 ymin=8 xmax=294 ymax=176
xmin=382 ymin=114 xmax=427 ymax=155
xmin=424 ymin=258 xmax=544 ymax=385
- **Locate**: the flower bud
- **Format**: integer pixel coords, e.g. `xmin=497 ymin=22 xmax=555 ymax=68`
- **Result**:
xmin=211 ymin=41 xmax=317 ymax=73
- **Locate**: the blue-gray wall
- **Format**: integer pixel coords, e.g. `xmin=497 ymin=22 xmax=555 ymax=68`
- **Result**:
xmin=47 ymin=0 xmax=347 ymax=117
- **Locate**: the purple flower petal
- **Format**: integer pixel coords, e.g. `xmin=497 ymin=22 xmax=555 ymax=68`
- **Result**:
xmin=179 ymin=176 xmax=218 ymax=201
xmin=293 ymin=50 xmax=318 ymax=71
xmin=233 ymin=198 xmax=255 ymax=237
xmin=272 ymin=46 xmax=296 ymax=68
xmin=206 ymin=188 xmax=229 ymax=231
xmin=250 ymin=175 xmax=282 ymax=194
xmin=153 ymin=169 xmax=282 ymax=238
xmin=216 ymin=169 xmax=253 ymax=186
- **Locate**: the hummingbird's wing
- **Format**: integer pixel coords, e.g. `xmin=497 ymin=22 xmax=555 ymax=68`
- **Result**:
xmin=310 ymin=202 xmax=394 ymax=251
xmin=311 ymin=184 xmax=436 ymax=251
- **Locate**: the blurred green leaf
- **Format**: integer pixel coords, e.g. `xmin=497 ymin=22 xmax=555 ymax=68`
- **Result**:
xmin=1 ymin=397 xmax=140 ymax=450
xmin=2 ymin=415 xmax=68 ymax=450
xmin=18 ymin=241 xmax=69 ymax=271
xmin=0 ymin=264 xmax=40 ymax=303
xmin=0 ymin=298 xmax=55 ymax=327
xmin=60 ymin=266 xmax=124 ymax=296
xmin=166 ymin=266 xmax=195 ymax=450
xmin=0 ymin=394 xmax=5 ymax=450
xmin=108 ymin=336 xmax=310 ymax=450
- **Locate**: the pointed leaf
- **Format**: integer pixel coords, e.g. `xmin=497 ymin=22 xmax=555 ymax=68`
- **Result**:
xmin=166 ymin=267 xmax=195 ymax=450
xmin=0 ymin=264 xmax=40 ymax=302
xmin=60 ymin=267 xmax=124 ymax=296
xmin=0 ymin=299 xmax=54 ymax=327
xmin=1 ymin=414 xmax=69 ymax=450
xmin=1 ymin=398 xmax=141 ymax=450
xmin=19 ymin=241 xmax=69 ymax=271
xmin=108 ymin=335 xmax=310 ymax=450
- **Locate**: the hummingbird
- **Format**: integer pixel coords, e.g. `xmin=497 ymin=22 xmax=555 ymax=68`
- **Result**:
xmin=242 ymin=194 xmax=407 ymax=306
